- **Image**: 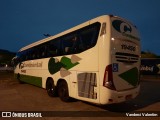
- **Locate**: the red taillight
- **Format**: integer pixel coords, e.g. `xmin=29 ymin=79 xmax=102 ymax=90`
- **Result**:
xmin=103 ymin=64 xmax=116 ymax=90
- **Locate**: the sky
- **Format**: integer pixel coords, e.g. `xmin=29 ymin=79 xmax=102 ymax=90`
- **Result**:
xmin=0 ymin=0 xmax=160 ymax=54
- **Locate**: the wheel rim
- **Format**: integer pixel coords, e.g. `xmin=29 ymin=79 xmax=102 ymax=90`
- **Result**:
xmin=47 ymin=82 xmax=54 ymax=95
xmin=61 ymin=88 xmax=66 ymax=97
xmin=58 ymin=82 xmax=69 ymax=101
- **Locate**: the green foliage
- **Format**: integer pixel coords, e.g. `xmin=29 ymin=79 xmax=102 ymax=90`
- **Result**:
xmin=0 ymin=49 xmax=16 ymax=65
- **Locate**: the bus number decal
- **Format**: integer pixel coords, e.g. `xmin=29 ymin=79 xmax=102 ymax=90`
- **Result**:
xmin=21 ymin=70 xmax=26 ymax=73
xmin=121 ymin=44 xmax=136 ymax=51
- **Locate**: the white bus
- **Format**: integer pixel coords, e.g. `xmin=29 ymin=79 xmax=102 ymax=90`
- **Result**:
xmin=13 ymin=15 xmax=141 ymax=104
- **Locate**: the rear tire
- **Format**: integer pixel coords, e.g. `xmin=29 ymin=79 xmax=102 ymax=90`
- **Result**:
xmin=17 ymin=74 xmax=24 ymax=84
xmin=46 ymin=79 xmax=57 ymax=97
xmin=58 ymin=81 xmax=71 ymax=102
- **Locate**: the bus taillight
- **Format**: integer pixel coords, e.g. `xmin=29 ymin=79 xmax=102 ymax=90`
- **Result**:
xmin=103 ymin=64 xmax=116 ymax=90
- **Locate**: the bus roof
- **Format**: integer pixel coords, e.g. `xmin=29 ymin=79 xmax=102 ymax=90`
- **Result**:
xmin=18 ymin=15 xmax=132 ymax=52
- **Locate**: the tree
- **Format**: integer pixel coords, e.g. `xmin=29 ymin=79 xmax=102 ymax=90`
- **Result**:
xmin=141 ymin=50 xmax=158 ymax=58
xmin=0 ymin=49 xmax=16 ymax=66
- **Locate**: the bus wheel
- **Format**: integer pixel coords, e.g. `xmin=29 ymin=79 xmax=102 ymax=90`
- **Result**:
xmin=46 ymin=79 xmax=57 ymax=97
xmin=58 ymin=81 xmax=71 ymax=102
xmin=17 ymin=74 xmax=24 ymax=84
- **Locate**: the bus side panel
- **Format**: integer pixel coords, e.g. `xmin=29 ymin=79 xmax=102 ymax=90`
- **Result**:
xmin=98 ymin=16 xmax=113 ymax=104
xmin=72 ymin=47 xmax=99 ymax=102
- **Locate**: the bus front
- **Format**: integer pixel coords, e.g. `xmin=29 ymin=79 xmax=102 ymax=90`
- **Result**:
xmin=102 ymin=16 xmax=141 ymax=104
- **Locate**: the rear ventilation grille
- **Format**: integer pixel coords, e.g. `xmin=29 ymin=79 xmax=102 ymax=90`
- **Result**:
xmin=115 ymin=52 xmax=139 ymax=63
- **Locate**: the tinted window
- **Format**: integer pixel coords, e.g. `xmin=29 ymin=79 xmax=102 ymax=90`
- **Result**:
xmin=17 ymin=22 xmax=101 ymax=62
xmin=61 ymin=22 xmax=101 ymax=55
xmin=62 ymin=33 xmax=79 ymax=55
xmin=79 ymin=24 xmax=100 ymax=51
xmin=48 ymin=39 xmax=61 ymax=57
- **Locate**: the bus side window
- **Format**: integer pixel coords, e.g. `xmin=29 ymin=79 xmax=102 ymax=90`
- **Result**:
xmin=79 ymin=26 xmax=99 ymax=51
xmin=39 ymin=45 xmax=47 ymax=58
xmin=62 ymin=34 xmax=78 ymax=55
xmin=21 ymin=50 xmax=27 ymax=61
xmin=71 ymin=36 xmax=80 ymax=53
xmin=48 ymin=39 xmax=60 ymax=57
xmin=36 ymin=46 xmax=42 ymax=59
xmin=33 ymin=47 xmax=39 ymax=59
xmin=28 ymin=48 xmax=35 ymax=60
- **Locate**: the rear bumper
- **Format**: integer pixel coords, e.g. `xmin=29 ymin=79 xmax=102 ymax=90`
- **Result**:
xmin=100 ymin=85 xmax=140 ymax=105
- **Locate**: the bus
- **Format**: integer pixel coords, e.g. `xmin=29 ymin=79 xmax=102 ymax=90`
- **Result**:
xmin=13 ymin=15 xmax=141 ymax=105
xmin=141 ymin=58 xmax=160 ymax=75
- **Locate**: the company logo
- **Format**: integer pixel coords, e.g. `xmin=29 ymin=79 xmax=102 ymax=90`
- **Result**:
xmin=19 ymin=63 xmax=24 ymax=69
xmin=19 ymin=62 xmax=43 ymax=69
xmin=141 ymin=65 xmax=154 ymax=72
xmin=141 ymin=65 xmax=160 ymax=74
xmin=112 ymin=20 xmax=132 ymax=34
xmin=112 ymin=19 xmax=140 ymax=41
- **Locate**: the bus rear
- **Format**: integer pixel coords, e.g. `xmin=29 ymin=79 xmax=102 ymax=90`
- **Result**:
xmin=101 ymin=16 xmax=141 ymax=104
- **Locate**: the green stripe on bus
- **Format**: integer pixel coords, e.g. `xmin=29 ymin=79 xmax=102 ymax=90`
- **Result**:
xmin=119 ymin=67 xmax=138 ymax=86
xmin=48 ymin=57 xmax=79 ymax=75
xmin=20 ymin=74 xmax=42 ymax=87
xmin=60 ymin=57 xmax=79 ymax=70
